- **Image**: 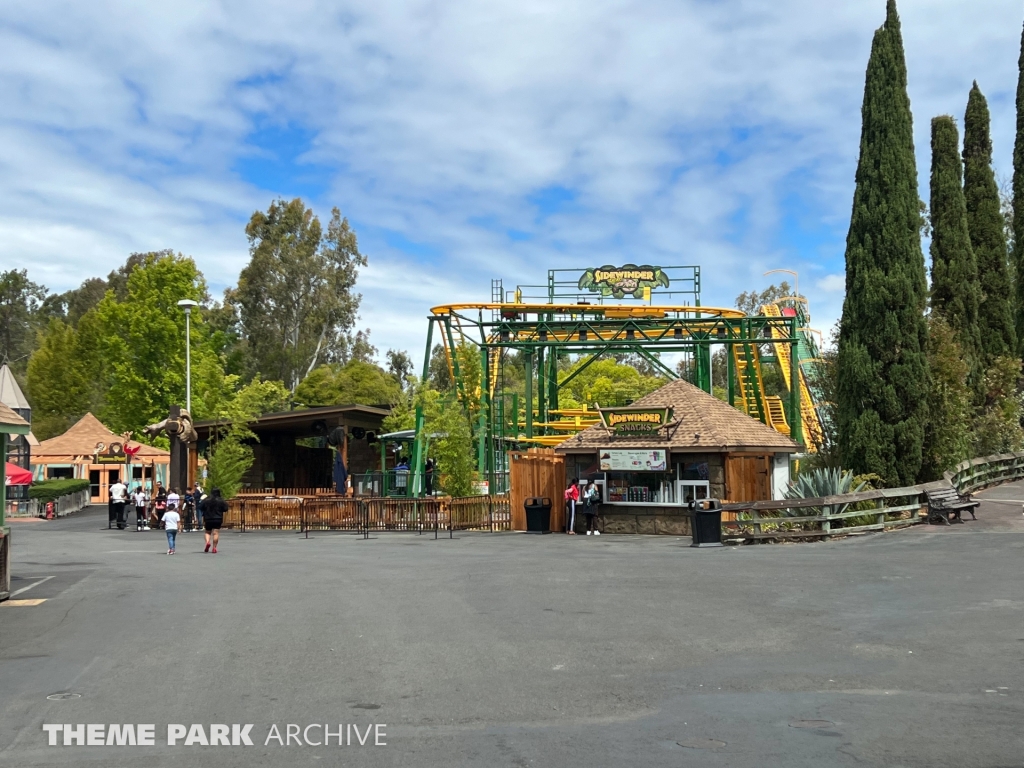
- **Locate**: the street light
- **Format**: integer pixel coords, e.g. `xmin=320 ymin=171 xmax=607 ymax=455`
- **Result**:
xmin=177 ymin=300 xmax=199 ymax=414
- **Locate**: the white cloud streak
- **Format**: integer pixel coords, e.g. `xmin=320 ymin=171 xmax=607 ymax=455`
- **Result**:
xmin=1 ymin=0 xmax=1023 ymax=357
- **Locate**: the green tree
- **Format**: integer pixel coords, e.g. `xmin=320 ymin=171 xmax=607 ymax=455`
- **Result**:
xmin=1013 ymin=20 xmax=1024 ymax=353
xmin=295 ymin=360 xmax=402 ymax=407
xmin=558 ymin=357 xmax=666 ymax=408
xmin=0 ymin=269 xmax=47 ymax=376
xmin=734 ymin=281 xmax=799 ymax=316
xmin=237 ymin=199 xmax=366 ymax=391
xmin=921 ymin=316 xmax=973 ymax=480
xmin=91 ymin=252 xmax=210 ymax=434
xmin=25 ymin=320 xmax=93 ymax=439
xmin=417 ymin=388 xmax=476 ymax=497
xmin=836 ymin=0 xmax=930 ymax=487
xmin=972 ymin=356 xmax=1024 ymax=456
xmin=929 ymin=115 xmax=982 ymax=388
xmin=964 ymin=82 xmax=1016 ymax=363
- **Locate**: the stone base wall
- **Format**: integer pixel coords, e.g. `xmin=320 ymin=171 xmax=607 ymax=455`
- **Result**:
xmin=573 ymin=505 xmax=693 ymax=535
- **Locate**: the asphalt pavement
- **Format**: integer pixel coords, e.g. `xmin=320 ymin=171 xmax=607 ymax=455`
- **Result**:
xmin=1 ymin=484 xmax=1022 ymax=768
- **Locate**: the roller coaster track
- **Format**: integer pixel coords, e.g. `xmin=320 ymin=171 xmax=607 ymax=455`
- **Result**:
xmin=761 ymin=303 xmax=825 ymax=449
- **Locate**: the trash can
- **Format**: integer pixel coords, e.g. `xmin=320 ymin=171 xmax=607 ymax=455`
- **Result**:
xmin=690 ymin=498 xmax=723 ymax=548
xmin=524 ymin=497 xmax=552 ymax=533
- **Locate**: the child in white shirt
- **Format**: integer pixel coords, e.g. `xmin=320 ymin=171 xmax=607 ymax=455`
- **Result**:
xmin=162 ymin=507 xmax=181 ymax=554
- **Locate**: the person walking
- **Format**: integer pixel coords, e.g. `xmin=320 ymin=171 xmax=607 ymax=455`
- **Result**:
xmin=161 ymin=502 xmax=180 ymax=554
xmin=109 ymin=478 xmax=128 ymax=530
xmin=201 ymin=487 xmax=228 ymax=554
xmin=131 ymin=485 xmax=147 ymax=531
xmin=166 ymin=487 xmax=181 ymax=531
xmin=583 ymin=480 xmax=601 ymax=535
xmin=424 ymin=458 xmax=435 ymax=496
xmin=192 ymin=484 xmax=205 ymax=530
xmin=564 ymin=478 xmax=580 ymax=534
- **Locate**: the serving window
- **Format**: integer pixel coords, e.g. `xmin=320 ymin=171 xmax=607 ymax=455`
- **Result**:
xmin=605 ymin=471 xmax=677 ymax=504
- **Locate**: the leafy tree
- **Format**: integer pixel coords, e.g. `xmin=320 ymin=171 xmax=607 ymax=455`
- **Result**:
xmin=428 ymin=343 xmax=452 ymax=390
xmin=734 ymin=281 xmax=799 ymax=316
xmin=1013 ymin=20 xmax=1024 ymax=353
xmin=972 ymin=356 xmax=1024 ymax=456
xmin=0 ymin=269 xmax=47 ymax=375
xmin=929 ymin=115 xmax=982 ymax=389
xmin=921 ymin=316 xmax=973 ymax=480
xmin=386 ymin=349 xmax=414 ymax=389
xmin=237 ymin=199 xmax=366 ymax=391
xmin=295 ymin=360 xmax=402 ymax=407
xmin=205 ymin=437 xmax=253 ymax=500
xmin=558 ymin=357 xmax=665 ymax=408
xmin=964 ymin=82 xmax=1016 ymax=363
xmin=25 ymin=320 xmax=93 ymax=439
xmin=91 ymin=252 xmax=210 ymax=434
xmin=417 ymin=388 xmax=476 ymax=497
xmin=836 ymin=0 xmax=930 ymax=487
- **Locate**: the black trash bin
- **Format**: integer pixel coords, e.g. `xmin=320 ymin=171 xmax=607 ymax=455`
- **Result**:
xmin=524 ymin=497 xmax=552 ymax=533
xmin=690 ymin=498 xmax=723 ymax=548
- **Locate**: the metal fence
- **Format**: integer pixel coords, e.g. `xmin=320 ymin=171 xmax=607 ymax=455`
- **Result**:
xmin=223 ymin=493 xmax=512 ymax=534
xmin=4 ymin=490 xmax=91 ymax=519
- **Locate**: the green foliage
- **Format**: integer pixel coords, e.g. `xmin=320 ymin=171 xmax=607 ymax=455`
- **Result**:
xmin=0 ymin=269 xmax=47 ymax=377
xmin=837 ymin=0 xmax=929 ymax=487
xmin=964 ymin=82 xmax=1016 ymax=363
xmin=785 ymin=467 xmax=867 ymax=517
xmin=28 ymin=479 xmax=90 ymax=502
xmin=418 ymin=389 xmax=476 ymax=497
xmin=734 ymin=281 xmax=799 ymax=317
xmin=1014 ymin=22 xmax=1024 ymax=354
xmin=91 ymin=252 xmax=210 ymax=434
xmin=295 ymin=360 xmax=402 ymax=407
xmin=428 ymin=343 xmax=452 ymax=390
xmin=237 ymin=199 xmax=366 ymax=391
xmin=921 ymin=316 xmax=973 ymax=480
xmin=26 ymin=319 xmax=95 ymax=439
xmin=972 ymin=356 xmax=1024 ymax=456
xmin=929 ymin=116 xmax=982 ymax=389
xmin=205 ymin=437 xmax=253 ymax=500
xmin=557 ymin=357 xmax=666 ymax=408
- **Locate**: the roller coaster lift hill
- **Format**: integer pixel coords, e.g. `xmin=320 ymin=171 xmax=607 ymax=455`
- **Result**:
xmin=408 ymin=265 xmax=828 ymax=496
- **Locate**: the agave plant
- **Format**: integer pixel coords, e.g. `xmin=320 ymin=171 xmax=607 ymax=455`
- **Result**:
xmin=785 ymin=467 xmax=867 ymax=517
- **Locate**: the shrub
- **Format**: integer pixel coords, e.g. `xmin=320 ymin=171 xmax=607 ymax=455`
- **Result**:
xmin=28 ymin=479 xmax=90 ymax=503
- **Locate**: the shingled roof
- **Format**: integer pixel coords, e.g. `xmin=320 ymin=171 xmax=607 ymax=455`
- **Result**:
xmin=556 ymin=378 xmax=800 ymax=454
xmin=0 ymin=401 xmax=30 ymax=432
xmin=34 ymin=413 xmax=169 ymax=459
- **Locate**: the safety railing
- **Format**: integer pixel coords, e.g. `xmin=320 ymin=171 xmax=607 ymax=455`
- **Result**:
xmin=4 ymin=489 xmax=92 ymax=519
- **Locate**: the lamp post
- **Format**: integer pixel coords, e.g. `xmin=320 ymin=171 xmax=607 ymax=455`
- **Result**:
xmin=177 ymin=300 xmax=199 ymax=413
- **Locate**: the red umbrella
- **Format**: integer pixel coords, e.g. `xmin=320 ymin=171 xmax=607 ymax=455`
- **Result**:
xmin=5 ymin=462 xmax=33 ymax=486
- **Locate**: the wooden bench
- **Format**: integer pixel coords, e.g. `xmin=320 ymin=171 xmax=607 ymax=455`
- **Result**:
xmin=925 ymin=486 xmax=979 ymax=525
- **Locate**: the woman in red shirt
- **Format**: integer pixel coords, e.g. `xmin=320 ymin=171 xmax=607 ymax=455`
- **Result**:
xmin=564 ymin=479 xmax=580 ymax=534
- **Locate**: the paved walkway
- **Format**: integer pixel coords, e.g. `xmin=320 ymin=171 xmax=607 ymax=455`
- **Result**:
xmin=1 ymin=484 xmax=1022 ymax=767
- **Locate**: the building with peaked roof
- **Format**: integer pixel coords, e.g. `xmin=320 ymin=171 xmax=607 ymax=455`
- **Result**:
xmin=0 ymin=365 xmax=32 ymax=500
xmin=1 ymin=401 xmax=32 ymax=597
xmin=32 ymin=413 xmax=170 ymax=503
xmin=555 ymin=378 xmax=799 ymax=514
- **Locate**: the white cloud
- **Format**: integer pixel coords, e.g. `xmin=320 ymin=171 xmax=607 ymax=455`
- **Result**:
xmin=818 ymin=274 xmax=846 ymax=294
xmin=1 ymin=0 xmax=1022 ymax=360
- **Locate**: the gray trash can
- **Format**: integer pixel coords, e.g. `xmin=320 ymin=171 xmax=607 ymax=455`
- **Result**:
xmin=690 ymin=499 xmax=723 ymax=548
xmin=524 ymin=497 xmax=552 ymax=533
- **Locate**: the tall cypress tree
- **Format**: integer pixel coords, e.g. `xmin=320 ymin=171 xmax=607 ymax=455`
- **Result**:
xmin=1013 ymin=22 xmax=1024 ymax=353
xmin=929 ymin=115 xmax=982 ymax=387
xmin=964 ymin=82 xmax=1016 ymax=363
xmin=837 ymin=0 xmax=929 ymax=487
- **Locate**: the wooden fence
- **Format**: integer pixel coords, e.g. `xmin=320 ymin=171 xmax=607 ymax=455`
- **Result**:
xmin=223 ymin=493 xmax=511 ymax=533
xmin=720 ymin=450 xmax=1024 ymax=542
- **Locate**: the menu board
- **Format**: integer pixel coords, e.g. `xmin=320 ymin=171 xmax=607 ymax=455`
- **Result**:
xmin=599 ymin=449 xmax=667 ymax=472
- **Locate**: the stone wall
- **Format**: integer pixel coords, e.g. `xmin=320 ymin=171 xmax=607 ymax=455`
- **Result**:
xmin=573 ymin=504 xmax=693 ymax=536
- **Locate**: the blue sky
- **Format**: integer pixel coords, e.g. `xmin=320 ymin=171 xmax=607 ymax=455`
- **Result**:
xmin=2 ymin=0 xmax=1023 ymax=357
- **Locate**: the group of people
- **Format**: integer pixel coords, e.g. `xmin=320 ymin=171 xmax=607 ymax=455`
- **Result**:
xmin=564 ymin=478 xmax=601 ymax=535
xmin=107 ymin=479 xmax=228 ymax=555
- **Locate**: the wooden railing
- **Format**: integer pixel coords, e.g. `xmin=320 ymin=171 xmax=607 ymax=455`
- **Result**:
xmin=223 ymin=493 xmax=512 ymax=533
xmin=720 ymin=450 xmax=1024 ymax=542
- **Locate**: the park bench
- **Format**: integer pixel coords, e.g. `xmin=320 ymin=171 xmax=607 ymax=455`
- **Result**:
xmin=925 ymin=486 xmax=979 ymax=525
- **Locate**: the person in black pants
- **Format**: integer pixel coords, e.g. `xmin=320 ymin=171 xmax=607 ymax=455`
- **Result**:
xmin=202 ymin=488 xmax=229 ymax=554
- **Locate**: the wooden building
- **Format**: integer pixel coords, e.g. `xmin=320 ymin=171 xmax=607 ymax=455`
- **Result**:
xmin=31 ymin=413 xmax=170 ymax=503
xmin=193 ymin=404 xmax=389 ymax=492
xmin=554 ymin=378 xmax=799 ymax=533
